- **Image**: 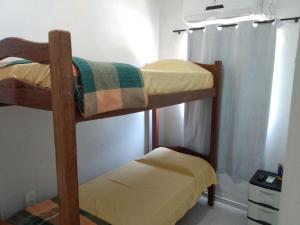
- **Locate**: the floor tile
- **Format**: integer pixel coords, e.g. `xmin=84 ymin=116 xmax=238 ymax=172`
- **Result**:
xmin=177 ymin=198 xmax=247 ymax=225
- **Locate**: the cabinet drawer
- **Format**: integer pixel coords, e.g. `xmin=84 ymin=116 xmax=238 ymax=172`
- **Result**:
xmin=249 ymin=184 xmax=280 ymax=209
xmin=247 ymin=218 xmax=269 ymax=225
xmin=247 ymin=217 xmax=270 ymax=225
xmin=248 ymin=201 xmax=278 ymax=225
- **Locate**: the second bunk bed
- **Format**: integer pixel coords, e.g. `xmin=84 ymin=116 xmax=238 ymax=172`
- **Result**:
xmin=0 ymin=30 xmax=222 ymax=225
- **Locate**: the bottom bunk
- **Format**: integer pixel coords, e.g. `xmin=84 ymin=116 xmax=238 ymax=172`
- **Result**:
xmin=5 ymin=147 xmax=217 ymax=225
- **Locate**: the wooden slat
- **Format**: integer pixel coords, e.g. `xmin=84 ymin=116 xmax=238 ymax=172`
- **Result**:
xmin=49 ymin=30 xmax=80 ymax=225
xmin=208 ymin=185 xmax=216 ymax=207
xmin=0 ymin=78 xmax=51 ymax=110
xmin=0 ymin=80 xmax=215 ymax=119
xmin=0 ymin=37 xmax=49 ymax=63
xmin=208 ymin=61 xmax=222 ymax=171
xmin=207 ymin=61 xmax=222 ymax=207
xmin=152 ymin=108 xmax=159 ymax=149
xmin=77 ymin=88 xmax=215 ymax=122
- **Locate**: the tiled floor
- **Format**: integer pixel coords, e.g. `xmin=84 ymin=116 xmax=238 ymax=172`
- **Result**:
xmin=177 ymin=198 xmax=247 ymax=225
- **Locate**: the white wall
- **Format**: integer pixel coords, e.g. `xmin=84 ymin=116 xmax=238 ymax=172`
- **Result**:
xmin=0 ymin=0 xmax=160 ymax=219
xmin=276 ymin=0 xmax=300 ymax=18
xmin=278 ymin=31 xmax=300 ymax=225
xmin=159 ymin=0 xmax=187 ymax=60
xmin=158 ymin=0 xmax=187 ymax=147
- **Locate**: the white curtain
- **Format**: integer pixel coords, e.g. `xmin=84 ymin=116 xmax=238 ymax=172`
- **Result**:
xmin=185 ymin=21 xmax=277 ymax=204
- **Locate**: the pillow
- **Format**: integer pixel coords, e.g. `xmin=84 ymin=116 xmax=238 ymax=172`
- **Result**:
xmin=136 ymin=147 xmax=217 ymax=194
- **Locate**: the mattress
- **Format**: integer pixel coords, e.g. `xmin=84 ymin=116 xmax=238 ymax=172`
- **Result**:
xmin=79 ymin=147 xmax=217 ymax=225
xmin=6 ymin=147 xmax=217 ymax=225
xmin=142 ymin=59 xmax=213 ymax=95
xmin=0 ymin=60 xmax=213 ymax=95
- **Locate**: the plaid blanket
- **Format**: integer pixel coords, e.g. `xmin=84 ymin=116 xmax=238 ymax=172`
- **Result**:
xmin=72 ymin=57 xmax=147 ymax=117
xmin=1 ymin=58 xmax=148 ymax=117
xmin=6 ymin=199 xmax=111 ymax=225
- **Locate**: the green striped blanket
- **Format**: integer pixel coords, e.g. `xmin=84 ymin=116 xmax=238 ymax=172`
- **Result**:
xmin=6 ymin=199 xmax=111 ymax=225
xmin=72 ymin=57 xmax=147 ymax=117
xmin=2 ymin=58 xmax=148 ymax=117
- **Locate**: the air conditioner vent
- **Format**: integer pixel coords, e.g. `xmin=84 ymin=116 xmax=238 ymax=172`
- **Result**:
xmin=206 ymin=5 xmax=225 ymax=11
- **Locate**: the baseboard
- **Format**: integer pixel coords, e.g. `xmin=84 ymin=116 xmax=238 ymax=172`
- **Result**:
xmin=203 ymin=192 xmax=248 ymax=212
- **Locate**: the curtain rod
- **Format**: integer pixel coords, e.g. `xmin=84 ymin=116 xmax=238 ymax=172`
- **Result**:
xmin=173 ymin=16 xmax=300 ymax=34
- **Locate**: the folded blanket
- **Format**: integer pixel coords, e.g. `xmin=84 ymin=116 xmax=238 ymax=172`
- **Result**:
xmin=72 ymin=57 xmax=148 ymax=117
xmin=6 ymin=199 xmax=111 ymax=225
xmin=1 ymin=58 xmax=148 ymax=117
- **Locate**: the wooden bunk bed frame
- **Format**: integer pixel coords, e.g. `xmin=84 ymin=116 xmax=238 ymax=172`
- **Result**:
xmin=0 ymin=30 xmax=222 ymax=225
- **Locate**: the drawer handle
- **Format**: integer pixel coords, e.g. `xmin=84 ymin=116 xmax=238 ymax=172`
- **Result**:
xmin=249 ymin=200 xmax=279 ymax=211
xmin=259 ymin=207 xmax=275 ymax=215
xmin=260 ymin=190 xmax=276 ymax=196
xmin=248 ymin=216 xmax=271 ymax=225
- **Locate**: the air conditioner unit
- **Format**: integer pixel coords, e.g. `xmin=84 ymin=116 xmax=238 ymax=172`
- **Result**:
xmin=184 ymin=0 xmax=275 ymax=23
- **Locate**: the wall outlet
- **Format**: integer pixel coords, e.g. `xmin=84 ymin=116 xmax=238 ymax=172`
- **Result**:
xmin=25 ymin=191 xmax=37 ymax=207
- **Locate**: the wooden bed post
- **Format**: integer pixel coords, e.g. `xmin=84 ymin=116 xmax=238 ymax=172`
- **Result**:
xmin=48 ymin=31 xmax=80 ymax=225
xmin=152 ymin=108 xmax=159 ymax=149
xmin=208 ymin=61 xmax=222 ymax=206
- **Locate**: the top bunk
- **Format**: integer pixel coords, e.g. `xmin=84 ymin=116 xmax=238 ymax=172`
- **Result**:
xmin=0 ymin=30 xmax=222 ymax=123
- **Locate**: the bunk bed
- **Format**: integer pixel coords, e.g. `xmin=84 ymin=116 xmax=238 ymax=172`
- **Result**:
xmin=0 ymin=30 xmax=222 ymax=225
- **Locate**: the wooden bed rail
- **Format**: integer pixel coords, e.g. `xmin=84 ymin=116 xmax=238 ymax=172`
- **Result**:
xmin=0 ymin=37 xmax=50 ymax=108
xmin=0 ymin=37 xmax=49 ymax=63
xmin=0 ymin=79 xmax=51 ymax=110
xmin=195 ymin=62 xmax=218 ymax=74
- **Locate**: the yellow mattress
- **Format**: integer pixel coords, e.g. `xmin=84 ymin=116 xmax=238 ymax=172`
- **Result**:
xmin=0 ymin=60 xmax=213 ymax=95
xmin=79 ymin=147 xmax=217 ymax=225
xmin=142 ymin=59 xmax=213 ymax=95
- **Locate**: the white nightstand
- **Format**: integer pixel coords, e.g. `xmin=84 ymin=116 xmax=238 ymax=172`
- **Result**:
xmin=247 ymin=170 xmax=282 ymax=225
